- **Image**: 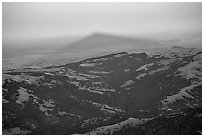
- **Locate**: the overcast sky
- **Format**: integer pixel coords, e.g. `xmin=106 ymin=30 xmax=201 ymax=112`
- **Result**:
xmin=3 ymin=2 xmax=202 ymax=40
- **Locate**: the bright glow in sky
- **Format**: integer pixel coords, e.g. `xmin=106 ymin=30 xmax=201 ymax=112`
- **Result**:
xmin=3 ymin=2 xmax=202 ymax=40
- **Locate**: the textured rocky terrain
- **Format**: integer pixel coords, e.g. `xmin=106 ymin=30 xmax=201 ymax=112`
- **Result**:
xmin=2 ymin=46 xmax=202 ymax=135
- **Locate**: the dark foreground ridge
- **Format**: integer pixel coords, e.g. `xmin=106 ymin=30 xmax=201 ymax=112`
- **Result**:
xmin=112 ymin=108 xmax=201 ymax=135
xmin=2 ymin=47 xmax=202 ymax=135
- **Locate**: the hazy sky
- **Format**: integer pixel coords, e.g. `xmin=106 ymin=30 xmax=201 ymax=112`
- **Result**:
xmin=3 ymin=2 xmax=202 ymax=40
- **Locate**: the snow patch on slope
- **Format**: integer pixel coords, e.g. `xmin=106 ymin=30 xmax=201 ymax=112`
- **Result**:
xmin=16 ymin=87 xmax=30 ymax=106
xmin=113 ymin=53 xmax=127 ymax=58
xmin=80 ymin=63 xmax=95 ymax=67
xmin=79 ymin=73 xmax=99 ymax=78
xmin=121 ymin=80 xmax=134 ymax=88
xmin=44 ymin=72 xmax=55 ymax=76
xmin=93 ymin=57 xmax=109 ymax=62
xmin=81 ymin=117 xmax=110 ymax=128
xmin=136 ymin=73 xmax=147 ymax=80
xmin=39 ymin=100 xmax=55 ymax=116
xmin=148 ymin=67 xmax=169 ymax=75
xmin=69 ymin=81 xmax=115 ymax=95
xmin=79 ymin=86 xmax=104 ymax=95
xmin=161 ymin=82 xmax=201 ymax=107
xmin=87 ymin=100 xmax=124 ymax=114
xmin=176 ymin=54 xmax=201 ymax=81
xmin=3 ymin=98 xmax=9 ymax=103
xmin=86 ymin=118 xmax=150 ymax=135
xmin=3 ymin=127 xmax=30 ymax=135
xmin=89 ymin=70 xmax=112 ymax=74
xmin=136 ymin=63 xmax=154 ymax=72
xmin=3 ymin=74 xmax=43 ymax=86
xmin=124 ymin=69 xmax=130 ymax=72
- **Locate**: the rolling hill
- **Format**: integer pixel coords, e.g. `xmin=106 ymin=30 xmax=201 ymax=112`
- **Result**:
xmin=59 ymin=33 xmax=164 ymax=52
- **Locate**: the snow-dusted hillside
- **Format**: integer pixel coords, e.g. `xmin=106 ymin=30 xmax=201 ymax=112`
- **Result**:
xmin=2 ymin=46 xmax=201 ymax=135
xmin=86 ymin=118 xmax=151 ymax=135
